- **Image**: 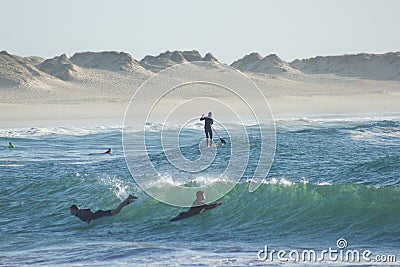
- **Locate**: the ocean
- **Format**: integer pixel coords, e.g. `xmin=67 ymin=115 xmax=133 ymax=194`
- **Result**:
xmin=1 ymin=116 xmax=399 ymax=266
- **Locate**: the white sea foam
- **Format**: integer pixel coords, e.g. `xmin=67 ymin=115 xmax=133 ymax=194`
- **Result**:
xmin=268 ymin=177 xmax=293 ymax=186
xmin=140 ymin=174 xmax=231 ymax=189
xmin=99 ymin=175 xmax=131 ymax=200
xmin=59 ymin=161 xmax=99 ymax=165
xmin=144 ymin=174 xmax=179 ymax=188
xmin=254 ymin=177 xmax=294 ymax=186
xmin=190 ymin=175 xmax=230 ymax=185
xmin=275 ymin=114 xmax=400 ymax=126
xmin=317 ymin=181 xmax=332 ymax=186
xmin=0 ymin=164 xmax=24 ymax=167
xmin=249 ymin=177 xmax=333 ymax=187
xmin=347 ymin=126 xmax=400 ymax=144
xmin=0 ymin=125 xmax=122 ymax=138
xmin=1 ymin=115 xmax=399 ymax=139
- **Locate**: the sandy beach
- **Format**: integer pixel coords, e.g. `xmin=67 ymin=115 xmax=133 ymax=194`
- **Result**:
xmin=1 ymin=93 xmax=400 ymax=128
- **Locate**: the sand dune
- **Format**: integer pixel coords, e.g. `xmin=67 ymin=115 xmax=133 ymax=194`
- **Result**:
xmin=2 ymin=49 xmax=400 ymax=86
xmin=231 ymin=53 xmax=301 ymax=74
xmin=290 ymin=52 xmax=400 ymax=81
xmin=38 ymin=54 xmax=81 ymax=81
xmin=139 ymin=50 xmax=218 ymax=72
xmin=71 ymin=51 xmax=150 ymax=74
xmin=0 ymin=51 xmax=48 ymax=87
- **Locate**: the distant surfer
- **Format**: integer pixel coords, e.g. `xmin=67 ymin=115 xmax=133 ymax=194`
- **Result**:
xmin=7 ymin=142 xmax=15 ymax=148
xmin=103 ymin=148 xmax=112 ymax=154
xmin=200 ymin=112 xmax=213 ymax=147
xmin=70 ymin=195 xmax=137 ymax=223
xmin=170 ymin=191 xmax=222 ymax=222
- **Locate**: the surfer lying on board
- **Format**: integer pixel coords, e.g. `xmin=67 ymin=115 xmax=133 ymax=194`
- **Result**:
xmin=200 ymin=112 xmax=214 ymax=147
xmin=70 ymin=195 xmax=137 ymax=223
xmin=170 ymin=191 xmax=222 ymax=222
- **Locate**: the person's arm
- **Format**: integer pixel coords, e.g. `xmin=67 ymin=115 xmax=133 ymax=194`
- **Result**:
xmin=200 ymin=115 xmax=205 ymax=121
xmin=203 ymin=203 xmax=222 ymax=210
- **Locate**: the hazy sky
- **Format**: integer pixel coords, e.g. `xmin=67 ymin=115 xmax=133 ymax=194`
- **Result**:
xmin=1 ymin=0 xmax=399 ymax=63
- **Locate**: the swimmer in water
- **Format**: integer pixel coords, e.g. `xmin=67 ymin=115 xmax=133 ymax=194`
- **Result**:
xmin=103 ymin=148 xmax=112 ymax=154
xmin=170 ymin=191 xmax=222 ymax=222
xmin=70 ymin=195 xmax=137 ymax=223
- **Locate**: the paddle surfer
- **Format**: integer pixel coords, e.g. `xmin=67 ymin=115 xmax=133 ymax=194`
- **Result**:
xmin=200 ymin=112 xmax=213 ymax=147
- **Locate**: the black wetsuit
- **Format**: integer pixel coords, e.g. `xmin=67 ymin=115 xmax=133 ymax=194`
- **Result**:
xmin=170 ymin=203 xmax=219 ymax=222
xmin=200 ymin=116 xmax=213 ymax=139
xmin=75 ymin=209 xmax=112 ymax=223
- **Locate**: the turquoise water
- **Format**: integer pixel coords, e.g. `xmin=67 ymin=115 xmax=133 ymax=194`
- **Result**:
xmin=1 ymin=118 xmax=399 ymax=266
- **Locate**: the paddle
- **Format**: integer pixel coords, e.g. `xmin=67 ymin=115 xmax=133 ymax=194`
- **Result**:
xmin=211 ymin=126 xmax=227 ymax=145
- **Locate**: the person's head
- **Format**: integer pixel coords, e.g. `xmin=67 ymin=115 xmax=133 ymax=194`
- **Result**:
xmin=70 ymin=204 xmax=79 ymax=215
xmin=9 ymin=142 xmax=12 ymax=145
xmin=196 ymin=191 xmax=206 ymax=201
xmin=208 ymin=111 xmax=212 ymax=117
